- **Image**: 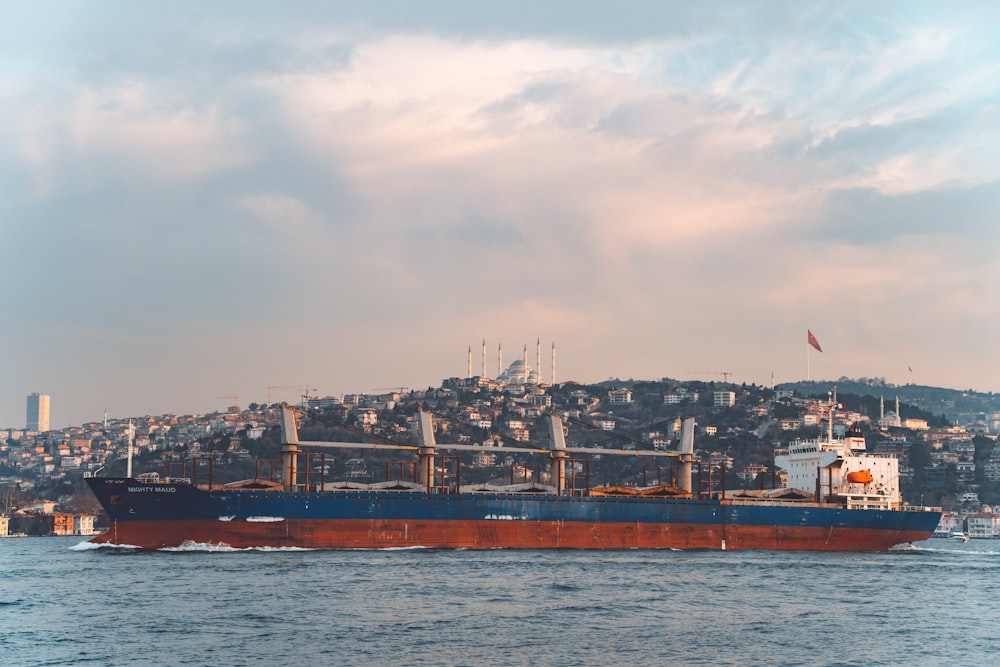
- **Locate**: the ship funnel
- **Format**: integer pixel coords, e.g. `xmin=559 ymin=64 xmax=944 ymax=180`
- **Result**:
xmin=678 ymin=416 xmax=695 ymax=494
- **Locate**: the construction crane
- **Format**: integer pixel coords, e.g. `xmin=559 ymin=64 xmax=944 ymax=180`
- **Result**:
xmin=266 ymin=385 xmax=305 ymax=405
xmin=301 ymin=385 xmax=316 ymax=408
xmin=216 ymin=395 xmax=239 ymax=413
xmin=691 ymin=372 xmax=734 ymax=383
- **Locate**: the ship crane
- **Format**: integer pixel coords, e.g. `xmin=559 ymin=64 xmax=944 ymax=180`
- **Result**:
xmin=279 ymin=405 xmax=690 ymax=496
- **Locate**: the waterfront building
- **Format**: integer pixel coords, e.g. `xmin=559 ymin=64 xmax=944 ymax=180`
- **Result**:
xmin=966 ymin=511 xmax=1000 ymax=539
xmin=75 ymin=514 xmax=96 ymax=535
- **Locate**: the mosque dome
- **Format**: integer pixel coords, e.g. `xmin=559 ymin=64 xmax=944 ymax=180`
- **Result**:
xmin=498 ymin=359 xmax=542 ymax=385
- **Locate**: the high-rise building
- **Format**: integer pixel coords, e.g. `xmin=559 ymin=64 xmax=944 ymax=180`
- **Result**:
xmin=26 ymin=393 xmax=50 ymax=432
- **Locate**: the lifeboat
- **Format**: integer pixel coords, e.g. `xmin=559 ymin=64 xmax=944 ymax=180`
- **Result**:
xmin=846 ymin=470 xmax=874 ymax=484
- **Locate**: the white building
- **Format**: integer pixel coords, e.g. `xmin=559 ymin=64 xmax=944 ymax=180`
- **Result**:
xmin=664 ymin=389 xmax=699 ymax=405
xmin=713 ymin=391 xmax=735 ymax=408
xmin=966 ymin=512 xmax=1000 ymax=539
xmin=877 ymin=396 xmax=902 ymax=429
xmin=607 ymin=388 xmax=633 ymax=404
xmin=74 ymin=514 xmax=96 ymax=535
xmin=594 ymin=419 xmax=616 ymax=431
xmin=497 ymin=359 xmax=542 ymax=386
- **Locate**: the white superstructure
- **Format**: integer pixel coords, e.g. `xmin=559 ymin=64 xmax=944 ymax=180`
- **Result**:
xmin=774 ymin=393 xmax=901 ymax=510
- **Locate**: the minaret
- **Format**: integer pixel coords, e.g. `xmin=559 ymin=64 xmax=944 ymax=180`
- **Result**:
xmin=482 ymin=339 xmax=486 ymax=378
xmin=523 ymin=344 xmax=528 ymax=383
xmin=467 ymin=345 xmax=472 ymax=378
xmin=536 ymin=338 xmax=541 ymax=384
xmin=880 ymin=396 xmax=884 ymax=421
xmin=498 ymin=343 xmax=502 ymax=378
xmin=896 ymin=396 xmax=900 ymax=426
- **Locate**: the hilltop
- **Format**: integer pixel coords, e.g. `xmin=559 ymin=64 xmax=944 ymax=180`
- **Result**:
xmin=3 ymin=376 xmax=998 ymax=522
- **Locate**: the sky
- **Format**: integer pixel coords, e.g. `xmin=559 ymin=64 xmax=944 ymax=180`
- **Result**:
xmin=2 ymin=1 xmax=999 ymax=428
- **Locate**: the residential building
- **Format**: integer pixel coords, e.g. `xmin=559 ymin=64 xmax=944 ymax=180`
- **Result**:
xmin=934 ymin=512 xmax=963 ymax=535
xmin=737 ymin=463 xmax=768 ymax=483
xmin=713 ymin=391 xmax=735 ymax=408
xmin=664 ymin=389 xmax=699 ymax=405
xmin=709 ymin=453 xmax=733 ymax=469
xmin=74 ymin=514 xmax=96 ymax=535
xmin=607 ymin=388 xmax=633 ymax=404
xmin=594 ymin=419 xmax=616 ymax=431
xmin=956 ymin=461 xmax=976 ymax=484
xmin=471 ymin=451 xmax=496 ymax=468
xmin=967 ymin=511 xmax=1000 ymax=539
xmin=985 ymin=452 xmax=1000 ymax=482
xmin=51 ymin=512 xmax=75 ymax=536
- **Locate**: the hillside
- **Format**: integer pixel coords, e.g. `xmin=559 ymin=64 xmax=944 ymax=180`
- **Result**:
xmin=777 ymin=379 xmax=999 ymax=424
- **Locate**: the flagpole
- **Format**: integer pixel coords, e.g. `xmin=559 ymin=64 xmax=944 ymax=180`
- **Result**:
xmin=807 ymin=342 xmax=810 ymax=382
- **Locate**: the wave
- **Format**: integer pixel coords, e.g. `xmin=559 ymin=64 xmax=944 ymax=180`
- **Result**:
xmin=69 ymin=540 xmax=139 ymax=551
xmin=906 ymin=544 xmax=1000 ymax=556
xmin=158 ymin=541 xmax=315 ymax=552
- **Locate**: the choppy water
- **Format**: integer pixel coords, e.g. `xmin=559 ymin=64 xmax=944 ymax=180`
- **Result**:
xmin=1 ymin=537 xmax=998 ymax=666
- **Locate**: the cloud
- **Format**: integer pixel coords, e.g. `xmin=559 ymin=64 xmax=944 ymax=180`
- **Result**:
xmin=12 ymin=84 xmax=250 ymax=200
xmin=2 ymin=3 xmax=1000 ymax=426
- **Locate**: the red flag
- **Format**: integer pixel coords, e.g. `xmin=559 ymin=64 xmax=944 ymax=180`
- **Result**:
xmin=807 ymin=329 xmax=823 ymax=352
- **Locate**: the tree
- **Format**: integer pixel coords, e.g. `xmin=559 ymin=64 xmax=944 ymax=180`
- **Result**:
xmin=61 ymin=489 xmax=102 ymax=515
xmin=1 ymin=482 xmax=25 ymax=515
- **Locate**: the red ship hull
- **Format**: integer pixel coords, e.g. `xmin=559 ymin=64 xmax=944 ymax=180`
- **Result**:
xmin=91 ymin=517 xmax=933 ymax=551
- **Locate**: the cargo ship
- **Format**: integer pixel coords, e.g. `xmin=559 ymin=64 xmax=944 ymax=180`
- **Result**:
xmin=85 ymin=401 xmax=940 ymax=551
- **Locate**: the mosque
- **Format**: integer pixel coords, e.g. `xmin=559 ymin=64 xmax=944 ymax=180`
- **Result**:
xmin=878 ymin=395 xmax=903 ymax=429
xmin=469 ymin=339 xmax=553 ymax=386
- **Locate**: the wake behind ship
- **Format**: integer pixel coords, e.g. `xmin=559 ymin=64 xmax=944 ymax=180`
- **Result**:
xmin=85 ymin=403 xmax=940 ymax=551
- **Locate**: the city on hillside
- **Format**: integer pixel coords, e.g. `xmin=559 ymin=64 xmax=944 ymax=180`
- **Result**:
xmin=3 ymin=371 xmax=1000 ymax=538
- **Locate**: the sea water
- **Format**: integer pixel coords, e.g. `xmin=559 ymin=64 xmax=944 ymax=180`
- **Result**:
xmin=1 ymin=537 xmax=997 ymax=666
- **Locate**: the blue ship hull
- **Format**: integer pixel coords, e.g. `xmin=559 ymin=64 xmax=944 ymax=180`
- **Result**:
xmin=86 ymin=477 xmax=940 ymax=551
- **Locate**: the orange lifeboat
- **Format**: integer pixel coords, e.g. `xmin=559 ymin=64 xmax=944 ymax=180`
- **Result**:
xmin=846 ymin=470 xmax=874 ymax=484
